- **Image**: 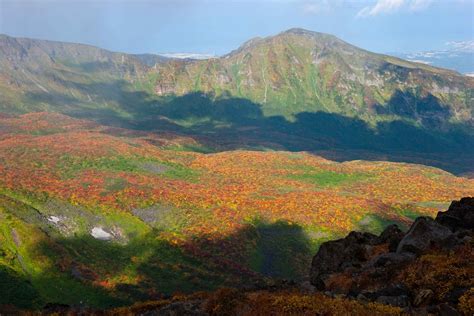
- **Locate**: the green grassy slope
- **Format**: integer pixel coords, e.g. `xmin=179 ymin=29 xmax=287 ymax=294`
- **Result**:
xmin=152 ymin=29 xmax=473 ymax=127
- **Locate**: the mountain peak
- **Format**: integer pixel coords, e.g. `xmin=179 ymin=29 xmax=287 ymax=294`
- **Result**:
xmin=282 ymin=28 xmax=322 ymax=36
xmin=280 ymin=28 xmax=337 ymax=40
xmin=224 ymin=28 xmax=339 ymax=58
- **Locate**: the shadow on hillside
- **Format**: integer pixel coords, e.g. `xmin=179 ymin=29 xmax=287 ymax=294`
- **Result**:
xmin=0 ymin=266 xmax=42 ymax=309
xmin=374 ymin=90 xmax=451 ymax=128
xmin=7 ymin=220 xmax=311 ymax=310
xmin=136 ymin=91 xmax=473 ymax=174
xmin=25 ymin=78 xmax=474 ymax=175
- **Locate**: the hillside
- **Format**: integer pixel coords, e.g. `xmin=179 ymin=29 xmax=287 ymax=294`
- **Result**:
xmin=0 ymin=34 xmax=149 ymax=118
xmin=0 ymin=28 xmax=473 ymax=311
xmin=153 ymin=28 xmax=473 ymax=126
xmin=1 ymin=29 xmax=472 ymax=126
xmin=0 ymin=30 xmax=473 ymax=175
xmin=0 ymin=112 xmax=473 ymax=310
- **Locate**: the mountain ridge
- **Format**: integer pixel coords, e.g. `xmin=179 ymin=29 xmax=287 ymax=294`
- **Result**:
xmin=150 ymin=28 xmax=472 ymax=126
xmin=0 ymin=28 xmax=473 ymax=312
xmin=0 ymin=29 xmax=473 ymax=175
xmin=0 ymin=30 xmax=467 ymax=76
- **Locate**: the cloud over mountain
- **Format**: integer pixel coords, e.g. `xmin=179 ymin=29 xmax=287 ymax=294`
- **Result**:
xmin=357 ymin=0 xmax=433 ymax=17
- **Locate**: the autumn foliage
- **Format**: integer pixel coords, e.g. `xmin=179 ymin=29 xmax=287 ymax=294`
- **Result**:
xmin=0 ymin=112 xmax=473 ymax=309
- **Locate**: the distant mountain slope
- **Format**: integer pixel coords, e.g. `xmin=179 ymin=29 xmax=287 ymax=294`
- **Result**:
xmin=152 ymin=28 xmax=473 ymax=127
xmin=0 ymin=30 xmax=473 ymax=174
xmin=131 ymin=53 xmax=171 ymax=67
xmin=0 ymin=34 xmax=150 ymax=115
xmin=1 ymin=29 xmax=473 ymax=128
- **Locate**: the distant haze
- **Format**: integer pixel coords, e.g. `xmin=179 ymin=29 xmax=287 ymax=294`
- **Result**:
xmin=392 ymin=40 xmax=474 ymax=74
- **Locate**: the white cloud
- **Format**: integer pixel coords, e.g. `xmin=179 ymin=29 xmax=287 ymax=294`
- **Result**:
xmin=357 ymin=0 xmax=404 ymax=17
xmin=302 ymin=0 xmax=333 ymax=14
xmin=445 ymin=40 xmax=474 ymax=53
xmin=357 ymin=0 xmax=433 ymax=18
xmin=301 ymin=0 xmax=347 ymax=14
xmin=408 ymin=0 xmax=433 ymax=11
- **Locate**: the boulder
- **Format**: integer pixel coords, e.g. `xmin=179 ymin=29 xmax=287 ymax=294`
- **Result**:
xmin=307 ymin=196 xmax=472 ymax=315
xmin=396 ymin=217 xmax=454 ymax=255
xmin=310 ymin=231 xmax=377 ymax=290
xmin=376 ymin=224 xmax=404 ymax=252
xmin=435 ymin=197 xmax=474 ymax=232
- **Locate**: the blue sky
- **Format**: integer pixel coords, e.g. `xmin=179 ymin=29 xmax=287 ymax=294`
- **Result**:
xmin=0 ymin=0 xmax=473 ymax=56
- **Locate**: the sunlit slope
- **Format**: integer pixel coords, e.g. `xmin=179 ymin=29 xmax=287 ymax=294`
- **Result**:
xmin=1 ymin=30 xmax=473 ymax=128
xmin=152 ymin=28 xmax=473 ymax=125
xmin=0 ymin=34 xmax=150 ymax=116
xmin=0 ymin=112 xmax=472 ymax=308
xmin=1 ymin=31 xmax=473 ymax=175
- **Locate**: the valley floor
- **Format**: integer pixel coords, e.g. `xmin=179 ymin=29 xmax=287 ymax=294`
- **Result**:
xmin=0 ymin=112 xmax=473 ymax=311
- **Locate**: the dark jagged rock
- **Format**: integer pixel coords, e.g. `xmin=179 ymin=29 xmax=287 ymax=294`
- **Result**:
xmin=310 ymin=231 xmax=378 ymax=290
xmin=377 ymin=224 xmax=404 ymax=252
xmin=436 ymin=197 xmax=474 ymax=232
xmin=396 ymin=217 xmax=454 ymax=255
xmin=310 ymin=197 xmax=473 ymax=314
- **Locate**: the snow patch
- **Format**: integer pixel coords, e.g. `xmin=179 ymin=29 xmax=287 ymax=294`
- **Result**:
xmin=159 ymin=52 xmax=216 ymax=60
xmin=48 ymin=216 xmax=61 ymax=224
xmin=407 ymin=59 xmax=432 ymax=65
xmin=91 ymin=227 xmax=112 ymax=240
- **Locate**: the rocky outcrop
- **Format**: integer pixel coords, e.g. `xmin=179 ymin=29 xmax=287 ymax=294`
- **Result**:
xmin=310 ymin=224 xmax=407 ymax=291
xmin=310 ymin=197 xmax=474 ymax=314
xmin=395 ymin=217 xmax=454 ymax=255
xmin=310 ymin=231 xmax=378 ymax=290
xmin=436 ymin=197 xmax=474 ymax=232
